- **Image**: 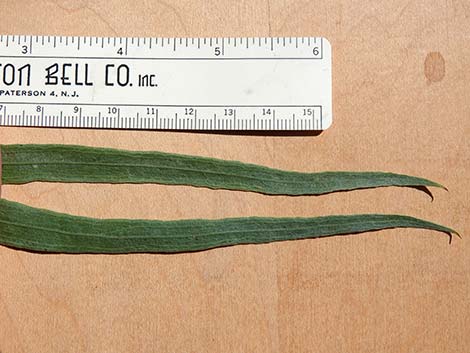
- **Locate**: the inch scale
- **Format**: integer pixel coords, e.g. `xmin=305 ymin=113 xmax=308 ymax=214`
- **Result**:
xmin=0 ymin=35 xmax=332 ymax=131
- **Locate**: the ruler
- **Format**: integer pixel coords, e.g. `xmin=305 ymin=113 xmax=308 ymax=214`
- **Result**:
xmin=0 ymin=35 xmax=332 ymax=131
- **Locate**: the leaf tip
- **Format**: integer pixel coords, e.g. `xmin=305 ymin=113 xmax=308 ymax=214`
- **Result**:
xmin=414 ymin=186 xmax=435 ymax=201
xmin=448 ymin=230 xmax=462 ymax=245
xmin=416 ymin=181 xmax=448 ymax=201
xmin=428 ymin=178 xmax=448 ymax=191
xmin=436 ymin=182 xmax=449 ymax=192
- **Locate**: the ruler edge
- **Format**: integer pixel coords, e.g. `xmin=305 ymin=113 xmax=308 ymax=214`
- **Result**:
xmin=0 ymin=34 xmax=329 ymax=41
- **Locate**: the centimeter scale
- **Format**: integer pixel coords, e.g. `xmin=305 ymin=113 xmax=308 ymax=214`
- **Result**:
xmin=0 ymin=35 xmax=332 ymax=131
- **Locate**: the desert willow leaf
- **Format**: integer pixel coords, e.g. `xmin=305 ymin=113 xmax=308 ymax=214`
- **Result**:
xmin=0 ymin=198 xmax=458 ymax=254
xmin=1 ymin=144 xmax=445 ymax=196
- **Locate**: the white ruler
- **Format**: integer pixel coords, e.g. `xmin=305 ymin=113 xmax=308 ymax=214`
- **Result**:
xmin=0 ymin=35 xmax=332 ymax=131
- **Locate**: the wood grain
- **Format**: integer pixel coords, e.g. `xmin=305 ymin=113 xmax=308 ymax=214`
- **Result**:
xmin=0 ymin=1 xmax=469 ymax=352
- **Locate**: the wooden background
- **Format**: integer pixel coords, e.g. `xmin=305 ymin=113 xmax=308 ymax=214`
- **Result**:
xmin=0 ymin=1 xmax=469 ymax=352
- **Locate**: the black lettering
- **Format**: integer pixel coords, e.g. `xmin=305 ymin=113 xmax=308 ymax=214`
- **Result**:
xmin=45 ymin=63 xmax=59 ymax=85
xmin=18 ymin=64 xmax=31 ymax=86
xmin=2 ymin=64 xmax=15 ymax=86
xmin=74 ymin=64 xmax=83 ymax=86
xmin=117 ymin=64 xmax=130 ymax=86
xmin=61 ymin=63 xmax=72 ymax=85
xmin=84 ymin=64 xmax=93 ymax=86
xmin=105 ymin=64 xmax=115 ymax=86
xmin=138 ymin=74 xmax=157 ymax=87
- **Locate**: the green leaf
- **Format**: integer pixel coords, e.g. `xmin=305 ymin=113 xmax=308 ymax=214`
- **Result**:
xmin=0 ymin=198 xmax=458 ymax=254
xmin=1 ymin=144 xmax=445 ymax=196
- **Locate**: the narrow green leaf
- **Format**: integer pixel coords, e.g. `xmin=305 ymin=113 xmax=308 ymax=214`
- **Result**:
xmin=0 ymin=198 xmax=458 ymax=254
xmin=1 ymin=144 xmax=445 ymax=196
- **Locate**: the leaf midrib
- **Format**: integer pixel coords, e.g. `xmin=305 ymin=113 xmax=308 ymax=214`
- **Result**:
xmin=0 ymin=217 xmax=429 ymax=241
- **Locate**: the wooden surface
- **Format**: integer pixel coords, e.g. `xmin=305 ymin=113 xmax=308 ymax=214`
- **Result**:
xmin=0 ymin=1 xmax=469 ymax=352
